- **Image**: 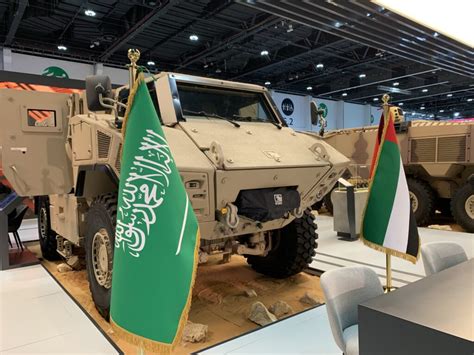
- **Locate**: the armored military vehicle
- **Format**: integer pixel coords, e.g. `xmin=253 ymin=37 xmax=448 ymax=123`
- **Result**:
xmin=0 ymin=62 xmax=349 ymax=318
xmin=323 ymin=112 xmax=474 ymax=233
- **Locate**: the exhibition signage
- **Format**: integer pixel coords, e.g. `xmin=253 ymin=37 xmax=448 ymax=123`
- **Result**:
xmin=110 ymin=74 xmax=200 ymax=353
xmin=361 ymin=95 xmax=420 ymax=288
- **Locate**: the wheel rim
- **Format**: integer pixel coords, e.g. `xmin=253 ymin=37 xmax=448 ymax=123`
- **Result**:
xmin=91 ymin=229 xmax=112 ymax=289
xmin=409 ymin=191 xmax=419 ymax=212
xmin=39 ymin=207 xmax=48 ymax=240
xmin=465 ymin=194 xmax=474 ymax=220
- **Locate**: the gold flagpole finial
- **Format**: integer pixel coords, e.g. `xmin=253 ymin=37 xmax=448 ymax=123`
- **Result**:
xmin=382 ymin=93 xmax=390 ymax=105
xmin=128 ymin=49 xmax=141 ymax=87
xmin=128 ymin=48 xmax=141 ymax=66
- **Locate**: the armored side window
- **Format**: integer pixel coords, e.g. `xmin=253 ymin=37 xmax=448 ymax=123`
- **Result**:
xmin=27 ymin=109 xmax=57 ymax=128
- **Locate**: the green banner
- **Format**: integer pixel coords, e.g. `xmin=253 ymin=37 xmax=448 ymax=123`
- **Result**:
xmin=110 ymin=75 xmax=200 ymax=352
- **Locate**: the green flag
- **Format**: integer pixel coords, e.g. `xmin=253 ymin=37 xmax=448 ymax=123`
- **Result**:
xmin=110 ymin=75 xmax=200 ymax=352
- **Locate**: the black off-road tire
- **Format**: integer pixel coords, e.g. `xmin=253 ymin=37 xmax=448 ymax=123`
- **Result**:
xmin=85 ymin=193 xmax=117 ymax=320
xmin=246 ymin=209 xmax=318 ymax=278
xmin=451 ymin=183 xmax=474 ymax=233
xmin=407 ymin=178 xmax=435 ymax=226
xmin=37 ymin=196 xmax=60 ymax=260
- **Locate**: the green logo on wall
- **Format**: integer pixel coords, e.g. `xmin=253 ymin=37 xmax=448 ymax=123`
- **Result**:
xmin=318 ymin=103 xmax=328 ymax=118
xmin=370 ymin=113 xmax=375 ymax=124
xmin=42 ymin=66 xmax=69 ymax=79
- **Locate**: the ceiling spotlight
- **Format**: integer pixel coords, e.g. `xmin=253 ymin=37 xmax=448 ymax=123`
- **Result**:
xmin=393 ymin=82 xmax=400 ymax=86
xmin=447 ymin=93 xmax=453 ymax=97
xmin=306 ymin=86 xmax=313 ymax=91
xmin=189 ymin=34 xmax=199 ymax=41
xmin=433 ymin=32 xmax=439 ymax=37
xmin=429 ymin=114 xmax=434 ymax=118
xmin=286 ymin=24 xmax=294 ymax=33
xmin=334 ymin=22 xmax=342 ymax=28
xmin=420 ymin=106 xmax=425 ymax=110
xmin=342 ymin=92 xmax=348 ymax=97
xmin=411 ymin=112 xmax=416 ymax=116
xmin=85 ymin=9 xmax=96 ymax=17
xmin=264 ymin=81 xmax=271 ymax=86
xmin=57 ymin=44 xmax=67 ymax=51
xmin=422 ymin=88 xmax=428 ymax=92
xmin=359 ymin=73 xmax=366 ymax=78
xmin=215 ymin=68 xmax=222 ymax=73
xmin=399 ymin=102 xmax=404 ymax=106
xmin=468 ymin=98 xmax=473 ymax=102
xmin=373 ymin=97 xmax=379 ymax=101
xmin=439 ymin=109 xmax=444 ymax=113
xmin=316 ymin=63 xmax=324 ymax=69
xmin=147 ymin=60 xmax=155 ymax=66
xmin=260 ymin=50 xmax=269 ymax=56
xmin=366 ymin=12 xmax=372 ymax=17
xmin=454 ymin=112 xmax=460 ymax=117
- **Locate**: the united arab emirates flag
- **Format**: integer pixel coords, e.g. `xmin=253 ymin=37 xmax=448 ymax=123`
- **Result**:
xmin=110 ymin=74 xmax=200 ymax=352
xmin=361 ymin=109 xmax=420 ymax=263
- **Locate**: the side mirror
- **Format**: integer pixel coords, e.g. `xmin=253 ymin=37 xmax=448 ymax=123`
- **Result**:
xmin=86 ymin=75 xmax=112 ymax=111
xmin=310 ymin=101 xmax=319 ymax=125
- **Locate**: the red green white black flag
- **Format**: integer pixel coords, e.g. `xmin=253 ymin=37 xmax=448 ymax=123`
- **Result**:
xmin=361 ymin=108 xmax=420 ymax=263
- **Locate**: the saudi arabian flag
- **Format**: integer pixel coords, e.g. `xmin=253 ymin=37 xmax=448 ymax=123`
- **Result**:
xmin=361 ymin=109 xmax=420 ymax=263
xmin=110 ymin=74 xmax=200 ymax=352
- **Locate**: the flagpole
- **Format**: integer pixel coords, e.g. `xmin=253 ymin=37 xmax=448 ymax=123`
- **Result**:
xmin=386 ymin=253 xmax=392 ymax=292
xmin=381 ymin=93 xmax=393 ymax=293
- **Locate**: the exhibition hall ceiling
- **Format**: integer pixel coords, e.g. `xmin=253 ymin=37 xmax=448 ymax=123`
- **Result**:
xmin=0 ymin=0 xmax=472 ymax=118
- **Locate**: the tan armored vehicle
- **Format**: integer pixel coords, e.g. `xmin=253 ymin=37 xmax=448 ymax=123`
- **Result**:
xmin=0 ymin=67 xmax=349 ymax=318
xmin=323 ymin=111 xmax=474 ymax=233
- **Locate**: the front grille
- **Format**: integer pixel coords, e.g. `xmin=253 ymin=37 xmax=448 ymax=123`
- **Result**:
xmin=97 ymin=131 xmax=111 ymax=159
xmin=437 ymin=136 xmax=466 ymax=162
xmin=410 ymin=138 xmax=436 ymax=162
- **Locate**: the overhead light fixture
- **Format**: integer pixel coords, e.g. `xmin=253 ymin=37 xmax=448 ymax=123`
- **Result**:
xmin=359 ymin=73 xmax=366 ymax=78
xmin=334 ymin=22 xmax=342 ymax=28
xmin=366 ymin=12 xmax=372 ymax=17
xmin=399 ymin=102 xmax=404 ymax=106
xmin=342 ymin=92 xmax=348 ymax=97
xmin=433 ymin=32 xmax=439 ymax=37
xmin=264 ymin=81 xmax=271 ymax=86
xmin=467 ymin=98 xmax=473 ymax=102
xmin=147 ymin=60 xmax=155 ymax=66
xmin=85 ymin=9 xmax=96 ymax=17
xmin=306 ymin=86 xmax=313 ymax=91
xmin=393 ymin=82 xmax=400 ymax=86
xmin=447 ymin=93 xmax=453 ymax=97
xmin=422 ymin=88 xmax=428 ymax=92
xmin=373 ymin=97 xmax=379 ymax=101
xmin=215 ymin=68 xmax=222 ymax=73
xmin=57 ymin=44 xmax=67 ymax=51
xmin=316 ymin=63 xmax=324 ymax=69
xmin=439 ymin=109 xmax=444 ymax=113
xmin=454 ymin=112 xmax=460 ymax=117
xmin=411 ymin=112 xmax=416 ymax=116
xmin=189 ymin=34 xmax=199 ymax=41
xmin=429 ymin=114 xmax=434 ymax=118
xmin=372 ymin=0 xmax=473 ymax=47
xmin=420 ymin=106 xmax=425 ymax=110
xmin=260 ymin=50 xmax=269 ymax=56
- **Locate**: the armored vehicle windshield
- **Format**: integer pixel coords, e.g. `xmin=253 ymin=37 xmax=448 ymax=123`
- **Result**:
xmin=177 ymin=83 xmax=277 ymax=124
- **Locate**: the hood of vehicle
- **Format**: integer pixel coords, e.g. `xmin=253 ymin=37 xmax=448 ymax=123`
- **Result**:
xmin=179 ymin=120 xmax=342 ymax=170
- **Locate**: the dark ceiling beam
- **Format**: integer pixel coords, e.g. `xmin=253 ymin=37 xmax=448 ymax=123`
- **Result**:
xmin=318 ymin=68 xmax=441 ymax=96
xmin=175 ymin=14 xmax=280 ymax=70
xmin=231 ymin=38 xmax=348 ymax=79
xmin=4 ymin=0 xmax=28 ymax=46
xmin=242 ymin=2 xmax=473 ymax=77
xmin=58 ymin=3 xmax=85 ymax=41
xmin=144 ymin=0 xmax=232 ymax=57
xmin=99 ymin=0 xmax=182 ymax=61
